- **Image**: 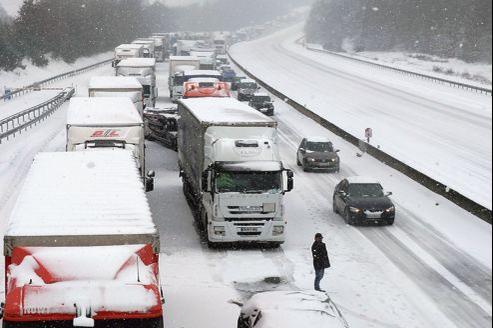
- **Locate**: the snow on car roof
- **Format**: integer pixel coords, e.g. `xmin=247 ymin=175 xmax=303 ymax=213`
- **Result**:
xmin=180 ymin=98 xmax=276 ymax=126
xmin=117 ymin=58 xmax=156 ymax=67
xmin=89 ymin=76 xmax=142 ymax=90
xmin=346 ymin=176 xmax=381 ymax=184
xmin=170 ymin=56 xmax=200 ymax=61
xmin=116 ymin=43 xmax=144 ymax=50
xmin=306 ymin=136 xmax=332 ymax=143
xmin=241 ymin=291 xmax=345 ymax=328
xmin=253 ymin=92 xmax=270 ymax=97
xmin=67 ymin=97 xmax=143 ymax=126
xmin=6 ymin=151 xmax=156 ymax=237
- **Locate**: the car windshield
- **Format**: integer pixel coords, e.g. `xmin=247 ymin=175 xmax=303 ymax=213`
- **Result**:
xmin=348 ymin=183 xmax=384 ymax=198
xmin=306 ymin=141 xmax=333 ymax=152
xmin=215 ymin=171 xmax=282 ymax=194
xmin=239 ymin=83 xmax=257 ymax=89
xmin=253 ymin=96 xmax=270 ymax=102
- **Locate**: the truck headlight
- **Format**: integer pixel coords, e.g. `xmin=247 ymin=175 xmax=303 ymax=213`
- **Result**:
xmin=273 ymin=226 xmax=284 ymax=236
xmin=349 ymin=207 xmax=362 ymax=213
xmin=214 ymin=226 xmax=226 ymax=236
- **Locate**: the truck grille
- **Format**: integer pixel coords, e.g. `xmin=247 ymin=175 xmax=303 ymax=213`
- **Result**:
xmin=225 ymin=217 xmax=273 ymax=222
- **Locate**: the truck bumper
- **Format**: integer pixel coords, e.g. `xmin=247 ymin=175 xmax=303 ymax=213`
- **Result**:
xmin=208 ymin=220 xmax=286 ymax=244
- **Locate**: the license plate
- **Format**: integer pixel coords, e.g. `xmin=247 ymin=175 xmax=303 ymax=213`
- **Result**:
xmin=366 ymin=212 xmax=382 ymax=219
xmin=240 ymin=227 xmax=259 ymax=233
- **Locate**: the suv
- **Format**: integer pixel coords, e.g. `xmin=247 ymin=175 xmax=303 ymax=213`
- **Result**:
xmin=333 ymin=177 xmax=395 ymax=225
xmin=297 ymin=137 xmax=340 ymax=172
xmin=248 ymin=93 xmax=274 ymax=116
xmin=237 ymin=79 xmax=259 ymax=101
xmin=220 ymin=65 xmax=237 ymax=82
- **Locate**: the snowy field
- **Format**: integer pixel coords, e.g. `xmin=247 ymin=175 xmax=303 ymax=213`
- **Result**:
xmin=306 ymin=43 xmax=492 ymax=87
xmin=230 ymin=24 xmax=493 ymax=211
xmin=0 ymin=46 xmax=491 ymax=328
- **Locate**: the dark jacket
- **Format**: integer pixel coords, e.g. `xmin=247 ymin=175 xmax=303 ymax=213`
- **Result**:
xmin=312 ymin=241 xmax=331 ymax=270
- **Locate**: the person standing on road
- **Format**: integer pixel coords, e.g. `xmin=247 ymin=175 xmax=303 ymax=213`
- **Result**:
xmin=312 ymin=233 xmax=331 ymax=292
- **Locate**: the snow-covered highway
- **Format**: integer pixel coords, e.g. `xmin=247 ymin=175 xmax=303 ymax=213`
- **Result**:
xmin=230 ymin=25 xmax=493 ymax=211
xmin=0 ymin=40 xmax=491 ymax=328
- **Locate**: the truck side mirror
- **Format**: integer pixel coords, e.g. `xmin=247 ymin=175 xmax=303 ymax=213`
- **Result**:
xmin=202 ymin=170 xmax=211 ymax=192
xmin=285 ymin=169 xmax=294 ymax=192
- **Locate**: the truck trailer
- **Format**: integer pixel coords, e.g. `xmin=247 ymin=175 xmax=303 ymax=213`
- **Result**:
xmin=117 ymin=58 xmax=158 ymax=108
xmin=178 ymin=98 xmax=294 ymax=247
xmin=66 ymin=97 xmax=155 ymax=192
xmin=1 ymin=151 xmax=163 ymax=328
xmin=88 ymin=76 xmax=144 ymax=115
xmin=113 ymin=44 xmax=144 ymax=67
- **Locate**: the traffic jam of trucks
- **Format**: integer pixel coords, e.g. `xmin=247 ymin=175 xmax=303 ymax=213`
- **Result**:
xmin=1 ymin=25 xmax=363 ymax=328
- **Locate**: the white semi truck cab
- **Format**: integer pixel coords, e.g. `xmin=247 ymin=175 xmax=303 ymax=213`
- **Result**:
xmin=178 ymin=98 xmax=294 ymax=246
xmin=66 ymin=97 xmax=155 ymax=192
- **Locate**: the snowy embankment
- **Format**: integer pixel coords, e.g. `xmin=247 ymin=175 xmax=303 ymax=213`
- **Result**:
xmin=0 ymin=52 xmax=112 ymax=89
xmin=230 ymin=25 xmax=492 ymax=210
xmin=306 ymin=43 xmax=492 ymax=88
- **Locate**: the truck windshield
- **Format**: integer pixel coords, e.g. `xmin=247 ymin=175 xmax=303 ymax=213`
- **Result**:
xmin=306 ymin=142 xmax=333 ymax=152
xmin=215 ymin=171 xmax=282 ymax=194
xmin=348 ymin=183 xmax=384 ymax=198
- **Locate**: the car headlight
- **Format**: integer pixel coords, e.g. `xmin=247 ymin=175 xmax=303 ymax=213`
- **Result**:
xmin=349 ymin=207 xmax=362 ymax=213
xmin=385 ymin=206 xmax=395 ymax=213
xmin=307 ymin=158 xmax=316 ymax=162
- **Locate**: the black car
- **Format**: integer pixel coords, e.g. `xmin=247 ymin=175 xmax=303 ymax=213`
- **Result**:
xmin=237 ymin=79 xmax=259 ymax=101
xmin=249 ymin=93 xmax=274 ymax=116
xmin=333 ymin=177 xmax=395 ymax=225
xmin=297 ymin=137 xmax=340 ymax=172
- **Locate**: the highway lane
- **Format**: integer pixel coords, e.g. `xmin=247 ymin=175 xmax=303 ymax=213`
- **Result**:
xmin=230 ymin=25 xmax=493 ymax=210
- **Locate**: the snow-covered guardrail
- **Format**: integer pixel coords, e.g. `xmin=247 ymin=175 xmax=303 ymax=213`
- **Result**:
xmin=0 ymin=58 xmax=112 ymax=101
xmin=229 ymin=53 xmax=492 ymax=224
xmin=302 ymin=42 xmax=492 ymax=96
xmin=0 ymin=88 xmax=75 ymax=144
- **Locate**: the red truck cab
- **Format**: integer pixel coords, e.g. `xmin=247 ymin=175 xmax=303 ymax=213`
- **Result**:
xmin=183 ymin=79 xmax=231 ymax=99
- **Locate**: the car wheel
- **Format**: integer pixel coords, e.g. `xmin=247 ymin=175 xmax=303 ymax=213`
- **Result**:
xmin=302 ymin=161 xmax=309 ymax=172
xmin=387 ymin=219 xmax=395 ymax=226
xmin=332 ymin=199 xmax=338 ymax=214
xmin=297 ymin=157 xmax=302 ymax=166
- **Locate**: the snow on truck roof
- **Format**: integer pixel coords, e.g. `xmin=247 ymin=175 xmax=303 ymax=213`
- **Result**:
xmin=306 ymin=136 xmax=332 ymax=143
xmin=116 ymin=43 xmax=144 ymax=50
xmin=180 ymin=98 xmax=276 ymax=126
xmin=170 ymin=56 xmax=200 ymax=61
xmin=117 ymin=58 xmax=156 ymax=67
xmin=67 ymin=97 xmax=143 ymax=126
xmin=89 ymin=76 xmax=142 ymax=90
xmin=6 ymin=151 xmax=156 ymax=238
xmin=182 ymin=70 xmax=222 ymax=76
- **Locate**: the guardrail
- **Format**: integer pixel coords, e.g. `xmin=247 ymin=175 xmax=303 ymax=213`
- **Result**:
xmin=1 ymin=58 xmax=112 ymax=101
xmin=0 ymin=88 xmax=75 ymax=144
xmin=302 ymin=42 xmax=492 ymax=96
xmin=229 ymin=54 xmax=492 ymax=223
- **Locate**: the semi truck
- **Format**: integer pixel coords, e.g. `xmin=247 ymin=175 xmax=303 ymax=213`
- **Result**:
xmin=88 ymin=76 xmax=144 ymax=115
xmin=117 ymin=58 xmax=158 ymax=107
xmin=168 ymin=56 xmax=200 ymax=100
xmin=113 ymin=44 xmax=144 ymax=67
xmin=190 ymin=48 xmax=216 ymax=70
xmin=178 ymin=98 xmax=294 ymax=247
xmin=66 ymin=97 xmax=155 ymax=192
xmin=1 ymin=151 xmax=163 ymax=328
xmin=150 ymin=35 xmax=166 ymax=62
xmin=132 ymin=39 xmax=156 ymax=58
